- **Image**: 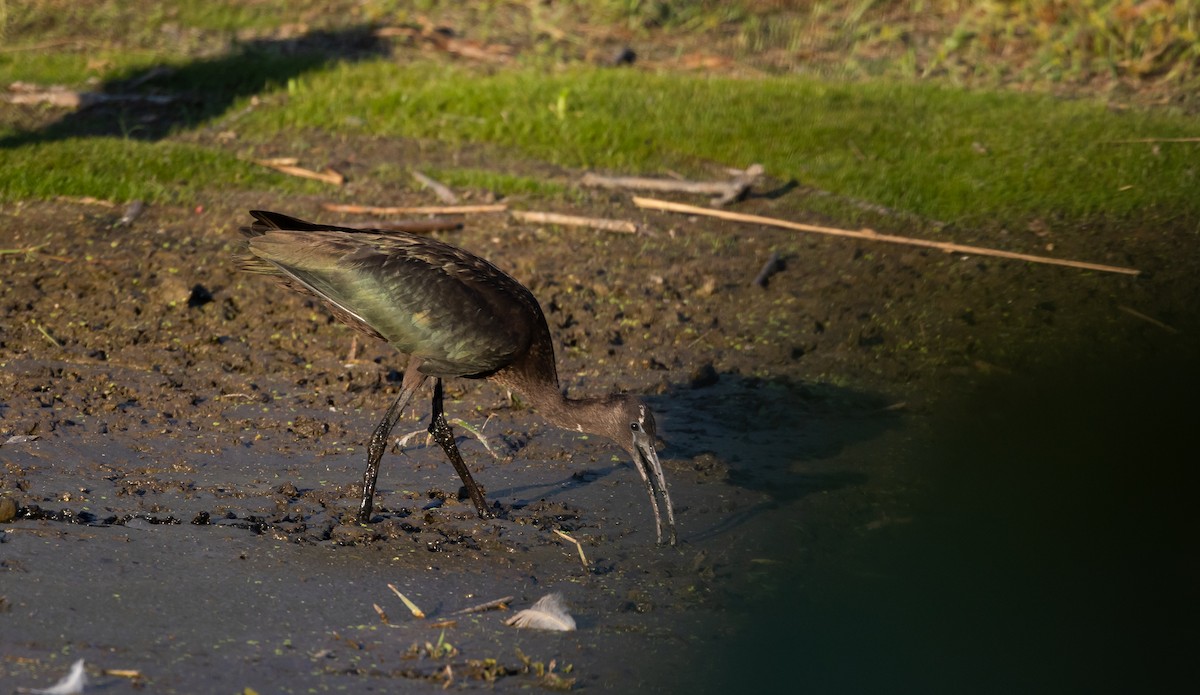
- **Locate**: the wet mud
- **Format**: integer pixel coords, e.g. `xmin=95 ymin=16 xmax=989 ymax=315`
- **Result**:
xmin=2 ymin=141 xmax=1197 ymax=692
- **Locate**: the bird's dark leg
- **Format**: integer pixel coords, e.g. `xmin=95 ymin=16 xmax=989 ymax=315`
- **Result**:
xmin=359 ymin=366 xmax=427 ymax=523
xmin=428 ymin=378 xmax=493 ymax=518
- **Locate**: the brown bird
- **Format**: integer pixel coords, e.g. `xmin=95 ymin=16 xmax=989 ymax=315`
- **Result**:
xmin=238 ymin=211 xmax=677 ymax=545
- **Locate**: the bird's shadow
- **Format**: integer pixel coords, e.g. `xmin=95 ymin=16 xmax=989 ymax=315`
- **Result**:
xmin=1 ymin=25 xmax=390 ymax=148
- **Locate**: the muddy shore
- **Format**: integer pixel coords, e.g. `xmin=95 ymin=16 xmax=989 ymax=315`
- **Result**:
xmin=2 ymin=149 xmax=1197 ymax=692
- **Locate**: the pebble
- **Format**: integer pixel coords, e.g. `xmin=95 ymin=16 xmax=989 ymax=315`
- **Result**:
xmin=689 ymin=362 xmax=719 ymax=388
xmin=0 ymin=497 xmax=18 ymax=523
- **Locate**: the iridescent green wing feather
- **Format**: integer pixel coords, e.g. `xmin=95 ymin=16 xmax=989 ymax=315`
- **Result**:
xmin=247 ymin=231 xmax=532 ymax=378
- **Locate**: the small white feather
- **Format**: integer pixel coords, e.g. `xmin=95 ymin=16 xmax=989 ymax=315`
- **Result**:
xmin=21 ymin=658 xmax=88 ymax=695
xmin=504 ymin=593 xmax=576 ymax=631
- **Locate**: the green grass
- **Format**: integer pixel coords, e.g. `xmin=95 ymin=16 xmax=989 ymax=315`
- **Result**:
xmin=0 ymin=51 xmax=149 ymax=87
xmin=0 ymin=137 xmax=309 ymax=202
xmin=2 ymin=1 xmax=1197 ymax=222
xmin=246 ymin=60 xmax=1199 ymax=224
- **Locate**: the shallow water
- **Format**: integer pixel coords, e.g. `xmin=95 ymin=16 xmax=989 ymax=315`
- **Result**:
xmin=703 ymin=347 xmax=1198 ymax=694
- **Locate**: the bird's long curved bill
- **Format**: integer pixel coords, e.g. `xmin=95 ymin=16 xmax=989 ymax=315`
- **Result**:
xmin=633 ymin=440 xmax=677 ymax=546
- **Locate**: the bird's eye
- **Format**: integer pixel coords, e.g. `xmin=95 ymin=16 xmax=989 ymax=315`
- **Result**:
xmin=630 ymin=422 xmax=640 ymax=432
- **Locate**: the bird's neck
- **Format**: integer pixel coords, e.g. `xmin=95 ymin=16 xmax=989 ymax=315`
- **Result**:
xmin=537 ymin=390 xmax=619 ymax=439
xmin=498 ymin=371 xmax=616 ymax=440
xmin=489 ymin=331 xmax=617 ymax=440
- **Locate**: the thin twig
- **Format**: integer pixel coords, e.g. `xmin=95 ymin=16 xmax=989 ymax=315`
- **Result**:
xmin=374 ymin=25 xmax=514 ymax=63
xmin=0 ymin=38 xmax=95 ymax=52
xmin=634 ymin=197 xmax=1140 ymax=276
xmin=583 ymin=173 xmax=743 ymax=194
xmin=752 ymin=251 xmax=784 ymax=287
xmin=55 ymin=195 xmax=116 ymax=207
xmin=394 ymin=428 xmax=431 ymax=450
xmin=552 ymin=529 xmax=589 ymax=569
xmin=714 ymin=164 xmax=765 ymax=206
xmin=2 ymin=83 xmax=176 ymax=108
xmin=1118 ymin=305 xmax=1180 ymax=334
xmin=213 ymin=393 xmax=254 ymax=401
xmin=391 ymin=418 xmax=501 ymax=457
xmin=101 ymin=669 xmax=143 ymax=680
xmin=322 ymin=202 xmax=507 ymax=215
xmin=451 ymin=595 xmax=515 ymax=615
xmin=512 ymin=210 xmax=638 ymax=234
xmin=412 ymin=170 xmax=460 ymax=204
xmin=582 ymin=164 xmax=762 ymax=206
xmin=254 ymin=160 xmax=344 ymax=185
xmin=255 ymin=156 xmax=299 ymax=166
xmin=0 ymin=244 xmax=46 ymax=255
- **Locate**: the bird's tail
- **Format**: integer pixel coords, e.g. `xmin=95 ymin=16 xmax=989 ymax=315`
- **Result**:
xmin=241 ymin=210 xmax=364 ymax=238
xmin=236 ymin=211 xmax=339 ymax=275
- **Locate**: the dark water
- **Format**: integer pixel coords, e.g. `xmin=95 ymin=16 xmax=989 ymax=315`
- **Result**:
xmin=709 ymin=345 xmax=1199 ymax=693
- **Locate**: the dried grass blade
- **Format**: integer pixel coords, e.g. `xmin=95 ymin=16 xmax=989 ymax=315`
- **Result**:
xmin=387 ymin=584 xmax=427 ymax=619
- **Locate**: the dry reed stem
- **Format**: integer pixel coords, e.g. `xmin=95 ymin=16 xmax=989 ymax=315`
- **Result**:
xmin=512 ymin=210 xmax=638 ymax=234
xmin=552 ymin=529 xmax=589 ymax=569
xmin=635 ymin=197 xmax=1140 ymax=276
xmin=323 ymin=202 xmax=507 ymax=215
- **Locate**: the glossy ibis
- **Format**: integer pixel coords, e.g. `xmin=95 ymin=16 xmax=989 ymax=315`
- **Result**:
xmin=238 ymin=211 xmax=677 ymax=545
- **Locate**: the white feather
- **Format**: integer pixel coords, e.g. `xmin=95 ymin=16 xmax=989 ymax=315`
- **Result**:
xmin=21 ymin=658 xmax=88 ymax=695
xmin=504 ymin=593 xmax=576 ymax=631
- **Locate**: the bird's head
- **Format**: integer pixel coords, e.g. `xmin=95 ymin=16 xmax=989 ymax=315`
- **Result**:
xmin=609 ymin=396 xmax=677 ymax=546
